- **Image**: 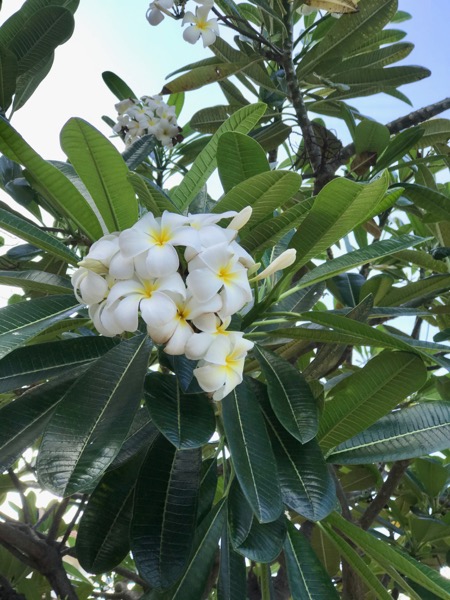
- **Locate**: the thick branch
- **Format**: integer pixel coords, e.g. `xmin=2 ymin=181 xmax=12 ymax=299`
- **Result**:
xmin=359 ymin=460 xmax=411 ymax=530
xmin=329 ymin=97 xmax=450 ymax=173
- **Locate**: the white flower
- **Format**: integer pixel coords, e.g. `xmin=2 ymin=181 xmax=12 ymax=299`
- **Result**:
xmin=71 ymin=267 xmax=109 ymax=305
xmin=147 ymin=292 xmax=222 ymax=354
xmin=182 ymin=5 xmax=220 ymax=47
xmin=194 ymin=335 xmax=254 ymax=400
xmin=89 ymin=300 xmax=124 ymax=337
xmin=187 ymin=242 xmax=252 ymax=317
xmin=115 ymin=98 xmax=136 ymax=115
xmin=185 ymin=315 xmax=236 ymax=359
xmin=119 ymin=211 xmax=199 ymax=278
xmin=250 ymin=249 xmax=297 ymax=281
xmin=154 ymin=119 xmax=180 ymax=148
xmin=106 ymin=273 xmax=186 ymax=332
xmin=146 ymin=0 xmax=174 ymax=26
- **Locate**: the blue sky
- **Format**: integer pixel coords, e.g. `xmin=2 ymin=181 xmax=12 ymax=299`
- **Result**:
xmin=3 ymin=0 xmax=450 ymax=158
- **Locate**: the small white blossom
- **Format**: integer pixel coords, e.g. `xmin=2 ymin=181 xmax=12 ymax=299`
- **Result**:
xmin=146 ymin=0 xmax=174 ymax=26
xmin=182 ymin=5 xmax=220 ymax=47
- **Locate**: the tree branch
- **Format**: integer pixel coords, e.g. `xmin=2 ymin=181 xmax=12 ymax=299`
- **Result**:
xmin=359 ymin=460 xmax=411 ymax=531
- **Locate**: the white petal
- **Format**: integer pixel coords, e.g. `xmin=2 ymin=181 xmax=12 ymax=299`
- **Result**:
xmin=198 ymin=242 xmax=234 ymax=273
xmin=170 ymin=226 xmax=201 ymax=250
xmin=140 ymin=292 xmax=176 ymax=327
xmin=220 ymin=367 xmax=242 ymax=397
xmin=183 ymin=26 xmax=202 ymax=44
xmin=147 ymin=7 xmax=165 ymax=25
xmin=219 ymin=283 xmax=251 ymax=316
xmin=203 ymin=336 xmax=231 ymax=365
xmin=186 ymin=293 xmax=222 ymax=319
xmin=160 ymin=211 xmax=188 ymax=229
xmin=158 ymin=272 xmax=187 ymax=298
xmin=119 ymin=228 xmax=152 ymax=258
xmin=145 ymin=244 xmax=179 ymax=277
xmin=186 ymin=268 xmax=222 ymax=301
xmin=185 ymin=332 xmax=215 ymax=360
xmin=79 ymin=272 xmax=108 ymax=305
xmin=182 ymin=9 xmax=196 ymax=24
xmin=194 ymin=364 xmax=226 ymax=393
xmin=191 ymin=313 xmax=220 ymax=333
xmin=147 ymin=320 xmax=177 ymax=344
xmin=201 ymin=27 xmax=217 ymax=47
xmin=107 ymin=279 xmax=142 ymax=305
xmin=164 ymin=321 xmax=194 ymax=355
xmin=108 ymin=251 xmax=135 ymax=279
xmin=113 ymin=295 xmax=140 ymax=332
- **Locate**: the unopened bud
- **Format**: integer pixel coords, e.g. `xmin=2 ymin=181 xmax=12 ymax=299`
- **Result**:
xmin=250 ymin=249 xmax=296 ymax=281
xmin=228 ymin=206 xmax=252 ymax=231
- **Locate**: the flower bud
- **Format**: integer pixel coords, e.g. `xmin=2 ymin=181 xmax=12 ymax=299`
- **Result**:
xmin=250 ymin=249 xmax=296 ymax=281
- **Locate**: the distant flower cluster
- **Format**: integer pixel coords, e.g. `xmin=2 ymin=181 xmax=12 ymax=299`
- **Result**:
xmin=146 ymin=0 xmax=220 ymax=48
xmin=72 ymin=207 xmax=295 ymax=400
xmin=113 ymin=95 xmax=182 ymax=147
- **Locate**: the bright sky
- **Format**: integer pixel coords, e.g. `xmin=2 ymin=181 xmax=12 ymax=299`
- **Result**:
xmin=2 ymin=0 xmax=450 ymax=160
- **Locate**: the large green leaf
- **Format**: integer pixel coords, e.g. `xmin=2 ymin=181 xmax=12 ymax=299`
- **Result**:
xmin=319 ymin=351 xmax=427 ymax=453
xmin=12 ymin=52 xmax=54 ymax=112
xmin=109 ymin=408 xmax=159 ymax=471
xmin=0 ymin=294 xmax=80 ymax=360
xmin=374 ymin=128 xmax=425 ymax=173
xmin=296 ymin=235 xmax=428 ymax=289
xmin=148 ymin=500 xmax=226 ymax=600
xmin=228 ymin=480 xmax=286 ymax=562
xmin=401 ymin=183 xmax=450 ymax=222
xmin=411 ymin=118 xmax=450 ymax=149
xmin=0 ymin=46 xmax=18 ymax=112
xmin=218 ymin=523 xmax=247 ymax=600
xmin=0 ymin=368 xmax=83 ymax=472
xmin=259 ymin=386 xmax=336 ymax=521
xmin=379 ymin=274 xmax=450 ymax=306
xmin=254 ymin=346 xmax=318 ymax=444
xmin=190 ymin=105 xmax=242 ymax=134
xmin=0 ymin=270 xmax=72 ymax=294
xmin=76 ymin=450 xmax=146 ymax=573
xmin=330 ymin=42 xmax=414 ymax=74
xmin=144 ymin=373 xmax=215 ymax=449
xmin=0 ymin=336 xmax=118 ymax=393
xmin=171 ymin=103 xmax=267 ymax=211
xmin=327 ymin=512 xmax=450 ymax=599
xmin=222 ymin=381 xmax=283 ymax=523
xmin=328 ymin=402 xmax=450 ymax=464
xmin=60 ymin=118 xmax=138 ymax=232
xmin=131 ymin=438 xmax=201 ymax=588
xmin=213 ymin=171 xmax=302 ymax=231
xmin=284 ymin=520 xmax=340 ymax=600
xmin=37 ymin=334 xmax=152 ymax=496
xmin=102 ymin=70 xmax=136 ymax=101
xmin=0 ymin=204 xmax=79 ymax=264
xmin=0 ymin=119 xmax=103 ymax=240
xmin=296 ymin=0 xmax=397 ymax=78
xmin=128 ymin=172 xmax=180 ymax=216
xmin=217 ymin=131 xmax=269 ymax=194
xmin=289 ymin=172 xmax=389 ymax=269
xmin=319 ymin=522 xmax=393 ymax=600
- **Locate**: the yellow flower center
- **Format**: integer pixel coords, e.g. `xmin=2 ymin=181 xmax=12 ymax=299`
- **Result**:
xmin=150 ymin=226 xmax=172 ymax=246
xmin=218 ymin=261 xmax=236 ymax=284
xmin=196 ymin=18 xmax=208 ymax=30
xmin=142 ymin=280 xmax=158 ymax=298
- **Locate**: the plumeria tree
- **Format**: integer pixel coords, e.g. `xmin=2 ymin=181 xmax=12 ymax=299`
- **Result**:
xmin=1 ymin=0 xmax=450 ymax=599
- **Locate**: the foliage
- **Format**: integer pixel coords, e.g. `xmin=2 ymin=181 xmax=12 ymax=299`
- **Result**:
xmin=0 ymin=0 xmax=450 ymax=599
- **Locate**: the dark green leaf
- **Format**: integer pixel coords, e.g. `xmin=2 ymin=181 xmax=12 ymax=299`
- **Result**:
xmin=144 ymin=373 xmax=216 ymax=449
xmin=131 ymin=439 xmax=202 ymax=588
xmin=222 ymin=381 xmax=282 ymax=523
xmin=0 ymin=270 xmax=71 ymax=294
xmin=122 ymin=134 xmax=157 ymax=171
xmin=0 ymin=46 xmax=18 ymax=112
xmin=102 ymin=71 xmax=136 ymax=101
xmin=218 ymin=523 xmax=247 ymax=600
xmin=254 ymin=346 xmax=318 ymax=443
xmin=37 ymin=334 xmax=152 ymax=496
xmin=12 ymin=52 xmax=54 ymax=112
xmin=217 ymin=131 xmax=269 ymax=194
xmin=128 ymin=172 xmax=179 ymax=216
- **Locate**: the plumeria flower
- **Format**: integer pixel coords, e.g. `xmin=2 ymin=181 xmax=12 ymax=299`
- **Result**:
xmin=119 ymin=211 xmax=199 ymax=278
xmin=187 ymin=242 xmax=252 ymax=317
xmin=185 ymin=315 xmax=236 ymax=360
xmin=71 ymin=267 xmax=109 ymax=305
xmin=115 ymin=98 xmax=137 ymax=115
xmin=146 ymin=0 xmax=174 ymax=26
xmin=106 ymin=272 xmax=186 ymax=332
xmin=147 ymin=292 xmax=222 ymax=354
xmin=89 ymin=299 xmax=124 ymax=337
xmin=194 ymin=335 xmax=254 ymax=400
xmin=155 ymin=119 xmax=180 ymax=148
xmin=182 ymin=4 xmax=220 ymax=47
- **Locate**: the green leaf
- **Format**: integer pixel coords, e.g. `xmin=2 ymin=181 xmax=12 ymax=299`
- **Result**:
xmin=7 ymin=7 xmax=74 ymax=77
xmin=148 ymin=500 xmax=226 ymax=600
xmin=318 ymin=351 xmax=427 ymax=453
xmin=190 ymin=105 xmax=241 ymax=134
xmin=240 ymin=200 xmax=312 ymax=254
xmin=0 ymin=46 xmax=18 ymax=112
xmin=109 ymin=408 xmax=159 ymax=471
xmin=37 ymin=334 xmax=152 ymax=496
xmin=411 ymin=118 xmax=450 ymax=149
xmin=217 ymin=132 xmax=269 ymax=194
xmin=258 ymin=385 xmax=336 ymax=521
xmin=0 ymin=118 xmax=103 ymax=240
xmin=128 ymin=172 xmax=179 ymax=216
xmin=379 ymin=274 xmax=450 ymax=306
xmin=162 ymin=60 xmax=263 ymax=94
xmin=327 ymin=511 xmax=450 ymax=600
xmin=102 ymin=71 xmax=136 ymax=101
xmin=12 ymin=52 xmax=54 ymax=112
xmin=197 ymin=458 xmax=218 ymax=524
xmin=401 ymin=183 xmax=450 ymax=222
xmin=218 ymin=523 xmax=247 ymax=600
xmin=222 ymin=381 xmax=282 ymax=523
xmin=284 ymin=520 xmax=340 ymax=600
xmin=374 ymin=128 xmax=425 ymax=173
xmin=122 ymin=134 xmax=157 ymax=171
xmin=131 ymin=438 xmax=201 ymax=588
xmin=295 ymin=235 xmax=429 ymax=289
xmin=0 ymin=270 xmax=72 ymax=294
xmin=289 ymin=172 xmax=389 ymax=269
xmin=319 ymin=522 xmax=393 ymax=600
xmin=76 ymin=450 xmax=146 ymax=573
xmin=213 ymin=171 xmax=302 ymax=231
xmin=254 ymin=346 xmax=318 ymax=444
xmin=228 ymin=480 xmax=286 ymax=562
xmin=0 ymin=368 xmax=83 ymax=472
xmin=171 ymin=103 xmax=267 ymax=211
xmin=144 ymin=373 xmax=216 ymax=449
xmin=0 ymin=204 xmax=79 ymax=264
xmin=329 ymin=42 xmax=414 ymax=73
xmin=0 ymin=336 xmax=118 ymax=394
xmin=60 ymin=118 xmax=138 ymax=231
xmin=328 ymin=402 xmax=450 ymax=464
xmin=354 ymin=119 xmax=390 ymax=155
xmin=296 ymin=0 xmax=397 ymax=79
xmin=0 ymin=294 xmax=79 ymax=360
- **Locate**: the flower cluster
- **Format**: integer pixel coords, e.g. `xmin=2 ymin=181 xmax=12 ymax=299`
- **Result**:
xmin=146 ymin=0 xmax=220 ymax=48
xmin=113 ymin=95 xmax=181 ymax=147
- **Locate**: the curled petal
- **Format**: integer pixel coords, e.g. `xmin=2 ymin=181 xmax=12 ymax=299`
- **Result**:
xmin=108 ymin=251 xmax=135 ymax=279
xmin=78 ymin=271 xmax=109 ymax=305
xmin=201 ymin=27 xmax=218 ymax=47
xmin=185 ymin=332 xmax=216 ymax=360
xmin=145 ymin=244 xmax=179 ymax=277
xmin=164 ymin=321 xmax=194 ymax=355
xmin=194 ymin=364 xmax=226 ymax=393
xmin=187 ymin=267 xmax=222 ymax=301
xmin=140 ymin=292 xmax=177 ymax=327
xmin=214 ymin=368 xmax=242 ymax=400
xmin=183 ymin=26 xmax=202 ymax=44
xmin=147 ymin=320 xmax=177 ymax=344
